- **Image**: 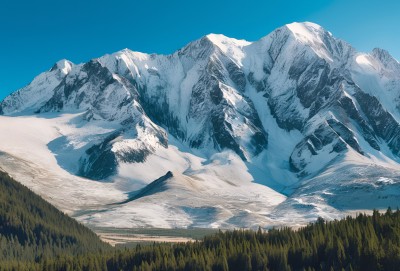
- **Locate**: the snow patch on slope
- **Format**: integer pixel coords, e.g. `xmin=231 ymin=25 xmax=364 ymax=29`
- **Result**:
xmin=206 ymin=34 xmax=250 ymax=66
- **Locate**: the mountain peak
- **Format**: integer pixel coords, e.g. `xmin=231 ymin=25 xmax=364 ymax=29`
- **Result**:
xmin=285 ymin=21 xmax=330 ymax=44
xmin=278 ymin=21 xmax=353 ymax=63
xmin=205 ymin=33 xmax=251 ymax=48
xmin=202 ymin=34 xmax=251 ymax=65
xmin=50 ymin=59 xmax=73 ymax=75
xmin=286 ymin=21 xmax=324 ymax=30
xmin=372 ymin=47 xmax=400 ymax=68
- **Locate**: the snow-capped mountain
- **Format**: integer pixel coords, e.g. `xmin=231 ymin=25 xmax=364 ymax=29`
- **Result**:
xmin=1 ymin=22 xmax=400 ymax=228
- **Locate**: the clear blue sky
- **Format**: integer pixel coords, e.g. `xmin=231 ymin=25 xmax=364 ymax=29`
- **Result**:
xmin=1 ymin=0 xmax=400 ymax=99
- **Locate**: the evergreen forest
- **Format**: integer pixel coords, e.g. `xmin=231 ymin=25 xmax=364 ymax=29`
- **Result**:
xmin=1 ymin=171 xmax=400 ymax=271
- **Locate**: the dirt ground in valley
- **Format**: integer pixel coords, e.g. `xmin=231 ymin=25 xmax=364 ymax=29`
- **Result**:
xmin=97 ymin=232 xmax=195 ymax=246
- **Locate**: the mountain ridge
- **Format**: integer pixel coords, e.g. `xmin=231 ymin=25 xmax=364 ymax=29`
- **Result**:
xmin=0 ymin=21 xmax=399 ymax=228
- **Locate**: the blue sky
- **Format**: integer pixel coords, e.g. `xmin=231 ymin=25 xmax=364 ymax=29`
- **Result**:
xmin=1 ymin=0 xmax=400 ymax=99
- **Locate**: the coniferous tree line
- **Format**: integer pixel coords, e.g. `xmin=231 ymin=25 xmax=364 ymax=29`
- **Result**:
xmin=0 ymin=171 xmax=111 ymax=266
xmin=1 ymin=170 xmax=400 ymax=270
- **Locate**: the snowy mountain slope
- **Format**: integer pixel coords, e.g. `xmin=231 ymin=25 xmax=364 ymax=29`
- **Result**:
xmin=271 ymin=151 xmax=400 ymax=227
xmin=0 ymin=21 xmax=400 ymax=228
xmin=0 ymin=60 xmax=73 ymax=115
xmin=79 ymin=156 xmax=287 ymax=228
xmin=0 ymin=114 xmax=124 ymax=214
xmin=0 ymin=113 xmax=286 ymax=228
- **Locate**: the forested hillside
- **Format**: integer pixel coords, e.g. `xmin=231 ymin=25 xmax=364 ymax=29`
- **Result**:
xmin=1 ymin=169 xmax=400 ymax=270
xmin=0 ymin=171 xmax=110 ymax=269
